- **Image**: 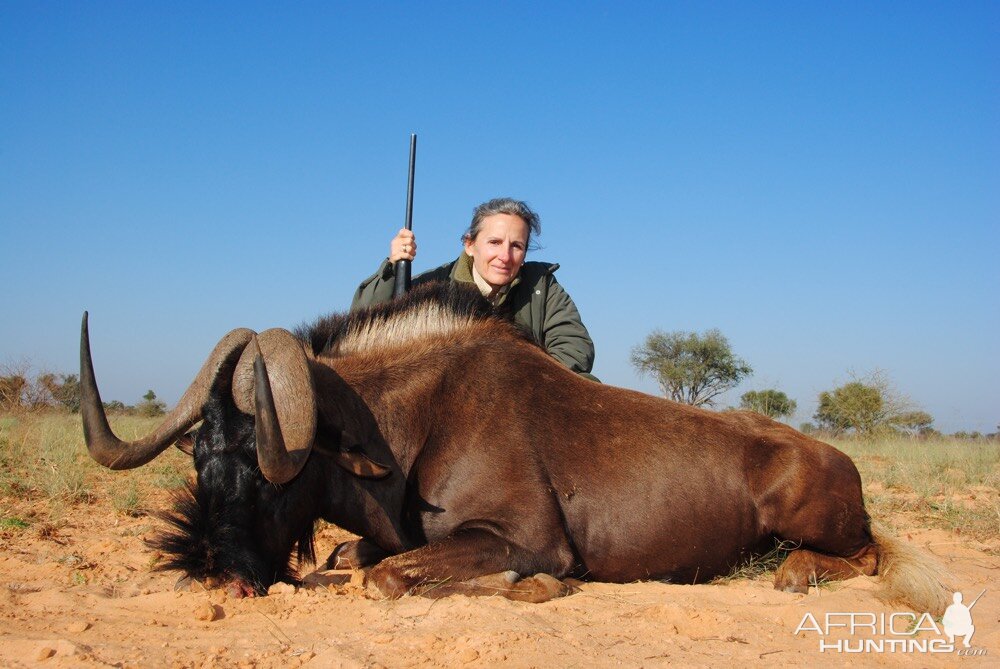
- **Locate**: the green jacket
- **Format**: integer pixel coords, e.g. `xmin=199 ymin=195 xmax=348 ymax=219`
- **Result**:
xmin=352 ymin=253 xmax=596 ymax=376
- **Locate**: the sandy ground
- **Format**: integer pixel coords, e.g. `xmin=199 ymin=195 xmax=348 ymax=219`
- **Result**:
xmin=1 ymin=493 xmax=997 ymax=668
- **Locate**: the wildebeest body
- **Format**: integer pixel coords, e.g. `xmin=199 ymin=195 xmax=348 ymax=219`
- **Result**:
xmin=296 ymin=295 xmax=871 ymax=589
xmin=79 ymin=282 xmax=947 ymax=612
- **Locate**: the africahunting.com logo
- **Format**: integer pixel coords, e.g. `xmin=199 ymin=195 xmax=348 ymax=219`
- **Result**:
xmin=794 ymin=590 xmax=987 ymax=655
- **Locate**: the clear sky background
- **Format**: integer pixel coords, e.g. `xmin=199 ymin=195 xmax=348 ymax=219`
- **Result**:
xmin=2 ymin=2 xmax=997 ymax=433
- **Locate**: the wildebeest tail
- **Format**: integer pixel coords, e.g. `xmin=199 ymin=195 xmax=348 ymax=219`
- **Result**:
xmin=871 ymin=525 xmax=952 ymax=617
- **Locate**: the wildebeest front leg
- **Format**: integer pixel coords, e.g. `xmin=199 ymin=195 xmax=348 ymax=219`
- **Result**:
xmin=366 ymin=528 xmax=573 ymax=602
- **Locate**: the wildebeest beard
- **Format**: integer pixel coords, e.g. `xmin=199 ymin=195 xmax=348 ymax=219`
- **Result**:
xmin=148 ymin=394 xmax=317 ymax=595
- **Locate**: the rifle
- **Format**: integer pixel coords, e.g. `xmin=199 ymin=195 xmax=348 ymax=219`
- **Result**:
xmin=392 ymin=134 xmax=417 ymax=298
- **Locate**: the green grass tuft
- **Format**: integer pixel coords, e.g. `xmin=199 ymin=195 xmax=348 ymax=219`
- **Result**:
xmin=111 ymin=478 xmax=145 ymax=517
xmin=0 ymin=516 xmax=30 ymax=530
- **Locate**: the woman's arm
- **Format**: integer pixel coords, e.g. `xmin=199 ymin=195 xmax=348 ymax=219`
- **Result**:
xmin=540 ymin=277 xmax=596 ymax=375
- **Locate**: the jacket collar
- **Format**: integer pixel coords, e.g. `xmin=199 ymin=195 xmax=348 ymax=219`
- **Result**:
xmin=450 ymin=253 xmax=521 ymax=306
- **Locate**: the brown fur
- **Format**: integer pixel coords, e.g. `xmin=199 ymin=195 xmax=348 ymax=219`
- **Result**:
xmin=287 ymin=285 xmax=948 ymax=611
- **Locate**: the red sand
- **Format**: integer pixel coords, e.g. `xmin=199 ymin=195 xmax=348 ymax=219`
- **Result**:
xmin=1 ymin=497 xmax=996 ymax=668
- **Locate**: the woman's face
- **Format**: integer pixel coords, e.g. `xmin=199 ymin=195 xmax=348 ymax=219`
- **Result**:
xmin=464 ymin=214 xmax=529 ymax=288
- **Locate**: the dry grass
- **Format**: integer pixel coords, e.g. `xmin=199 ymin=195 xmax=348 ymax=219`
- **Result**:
xmin=830 ymin=434 xmax=1000 ymax=548
xmin=0 ymin=411 xmax=190 ymax=526
xmin=712 ymin=539 xmax=798 ymax=584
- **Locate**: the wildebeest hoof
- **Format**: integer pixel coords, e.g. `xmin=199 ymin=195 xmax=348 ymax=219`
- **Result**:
xmin=473 ymin=570 xmax=520 ymax=585
xmin=325 ymin=539 xmax=389 ymax=570
xmin=326 ymin=541 xmax=358 ymax=569
xmin=509 ymin=573 xmax=573 ymax=603
xmin=365 ymin=565 xmax=411 ymax=599
xmin=462 ymin=570 xmax=521 ymax=594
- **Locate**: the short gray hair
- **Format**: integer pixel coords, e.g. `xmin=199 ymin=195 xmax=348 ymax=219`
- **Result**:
xmin=462 ymin=197 xmax=541 ymax=249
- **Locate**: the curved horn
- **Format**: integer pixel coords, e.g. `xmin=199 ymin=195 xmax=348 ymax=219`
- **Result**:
xmin=80 ymin=312 xmax=255 ymax=469
xmin=251 ymin=328 xmax=317 ymax=484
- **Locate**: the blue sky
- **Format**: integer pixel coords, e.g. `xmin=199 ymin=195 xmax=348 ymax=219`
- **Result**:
xmin=2 ymin=2 xmax=997 ymax=433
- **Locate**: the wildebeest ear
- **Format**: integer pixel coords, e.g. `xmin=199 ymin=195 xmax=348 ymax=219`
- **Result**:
xmin=174 ymin=430 xmax=197 ymax=456
xmin=334 ymin=450 xmax=391 ymax=479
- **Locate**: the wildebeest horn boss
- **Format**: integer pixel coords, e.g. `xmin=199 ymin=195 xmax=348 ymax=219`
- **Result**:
xmin=79 ymin=283 xmax=950 ymax=613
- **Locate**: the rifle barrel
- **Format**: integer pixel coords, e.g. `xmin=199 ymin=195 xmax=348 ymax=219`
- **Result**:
xmin=405 ymin=134 xmax=416 ymax=231
xmin=393 ymin=134 xmax=417 ymax=298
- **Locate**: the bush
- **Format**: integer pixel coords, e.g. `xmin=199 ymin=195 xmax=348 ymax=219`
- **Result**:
xmin=631 ymin=329 xmax=752 ymax=407
xmin=136 ymin=390 xmax=166 ymax=418
xmin=0 ymin=364 xmax=80 ymax=413
xmin=0 ymin=373 xmax=27 ymax=411
xmin=814 ymin=371 xmax=933 ymax=437
xmin=740 ymin=389 xmax=796 ymax=420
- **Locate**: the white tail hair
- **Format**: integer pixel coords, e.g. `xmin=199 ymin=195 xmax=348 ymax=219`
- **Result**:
xmin=872 ymin=525 xmax=952 ymax=616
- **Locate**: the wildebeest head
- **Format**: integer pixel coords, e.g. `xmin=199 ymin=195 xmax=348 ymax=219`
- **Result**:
xmin=79 ymin=316 xmax=329 ymax=595
xmin=79 ymin=284 xmax=498 ymax=595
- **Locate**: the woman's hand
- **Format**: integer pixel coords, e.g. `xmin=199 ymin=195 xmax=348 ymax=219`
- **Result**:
xmin=389 ymin=228 xmax=417 ymax=263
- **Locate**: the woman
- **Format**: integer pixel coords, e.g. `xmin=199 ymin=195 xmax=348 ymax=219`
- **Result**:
xmin=352 ymin=197 xmax=596 ymax=377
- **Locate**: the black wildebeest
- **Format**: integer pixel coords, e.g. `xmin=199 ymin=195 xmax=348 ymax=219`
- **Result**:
xmin=79 ymin=283 xmax=948 ymax=611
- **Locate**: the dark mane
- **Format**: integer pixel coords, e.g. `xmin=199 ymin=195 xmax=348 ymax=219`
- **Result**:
xmin=295 ymin=281 xmax=503 ymax=358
